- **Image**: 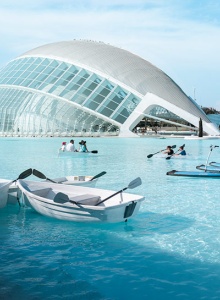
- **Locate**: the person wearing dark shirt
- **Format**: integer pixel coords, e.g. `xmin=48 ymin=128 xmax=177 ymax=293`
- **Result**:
xmin=163 ymin=146 xmax=174 ymax=155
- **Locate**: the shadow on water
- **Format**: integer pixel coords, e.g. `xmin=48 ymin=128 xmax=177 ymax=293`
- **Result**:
xmin=0 ymin=205 xmax=220 ymax=300
xmin=122 ymin=211 xmax=195 ymax=235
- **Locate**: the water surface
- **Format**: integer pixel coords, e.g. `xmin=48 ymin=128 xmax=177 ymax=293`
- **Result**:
xmin=0 ymin=137 xmax=220 ymax=299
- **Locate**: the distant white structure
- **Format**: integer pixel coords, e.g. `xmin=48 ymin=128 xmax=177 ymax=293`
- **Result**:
xmin=0 ymin=40 xmax=218 ymax=137
xmin=207 ymin=114 xmax=220 ymax=128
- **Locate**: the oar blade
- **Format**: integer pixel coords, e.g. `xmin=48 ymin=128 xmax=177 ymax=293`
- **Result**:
xmin=128 ymin=177 xmax=142 ymax=189
xmin=147 ymin=154 xmax=153 ymax=158
xmin=17 ymin=168 xmax=33 ymax=180
xmin=172 ymin=145 xmax=176 ymax=149
xmin=33 ymin=169 xmax=59 ymax=183
xmin=33 ymin=169 xmax=46 ymax=180
xmin=90 ymin=171 xmax=106 ymax=181
xmin=54 ymin=192 xmax=69 ymax=203
xmin=96 ymin=177 xmax=142 ymax=206
xmin=91 ymin=150 xmax=98 ymax=154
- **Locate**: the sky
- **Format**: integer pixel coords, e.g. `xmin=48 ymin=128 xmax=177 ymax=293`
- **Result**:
xmin=0 ymin=0 xmax=220 ymax=109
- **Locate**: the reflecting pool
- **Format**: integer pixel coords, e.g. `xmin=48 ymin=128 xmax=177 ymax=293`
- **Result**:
xmin=0 ymin=137 xmax=220 ymax=299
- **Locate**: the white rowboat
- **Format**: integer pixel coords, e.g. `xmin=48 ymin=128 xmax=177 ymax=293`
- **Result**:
xmin=32 ymin=169 xmax=106 ymax=188
xmin=17 ymin=179 xmax=145 ymax=223
xmin=50 ymin=175 xmax=98 ymax=187
xmin=58 ymin=150 xmax=98 ymax=157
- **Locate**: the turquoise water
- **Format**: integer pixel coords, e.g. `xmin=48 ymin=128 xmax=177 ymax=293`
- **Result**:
xmin=1 ymin=137 xmax=220 ymax=299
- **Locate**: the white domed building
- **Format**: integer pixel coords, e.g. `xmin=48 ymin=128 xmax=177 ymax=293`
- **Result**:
xmin=0 ymin=40 xmax=218 ymax=137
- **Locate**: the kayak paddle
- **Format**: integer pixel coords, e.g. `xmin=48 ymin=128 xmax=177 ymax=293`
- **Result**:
xmin=147 ymin=145 xmax=176 ymax=158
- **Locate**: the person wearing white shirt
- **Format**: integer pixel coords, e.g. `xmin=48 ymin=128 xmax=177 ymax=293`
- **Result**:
xmin=60 ymin=142 xmax=66 ymax=151
xmin=66 ymin=139 xmax=77 ymax=152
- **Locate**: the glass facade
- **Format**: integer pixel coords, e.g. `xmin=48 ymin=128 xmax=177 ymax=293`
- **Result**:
xmin=148 ymin=106 xmax=182 ymax=121
xmin=0 ymin=57 xmax=141 ymax=136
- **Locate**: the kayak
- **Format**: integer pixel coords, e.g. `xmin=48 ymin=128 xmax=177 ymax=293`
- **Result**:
xmin=167 ymin=170 xmax=220 ymax=177
xmin=196 ymin=164 xmax=220 ymax=173
xmin=154 ymin=154 xmax=188 ymax=159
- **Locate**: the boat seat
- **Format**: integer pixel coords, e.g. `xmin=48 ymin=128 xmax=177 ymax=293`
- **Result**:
xmin=69 ymin=194 xmax=101 ymax=205
xmin=30 ymin=187 xmax=52 ymax=197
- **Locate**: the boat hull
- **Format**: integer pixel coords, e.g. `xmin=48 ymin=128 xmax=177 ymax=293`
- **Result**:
xmin=196 ymin=165 xmax=220 ymax=173
xmin=154 ymin=154 xmax=187 ymax=159
xmin=209 ymin=162 xmax=220 ymax=168
xmin=0 ymin=179 xmax=13 ymax=208
xmin=58 ymin=151 xmax=98 ymax=157
xmin=17 ymin=180 xmax=145 ymax=223
xmin=167 ymin=170 xmax=220 ymax=177
xmin=51 ymin=176 xmax=97 ymax=187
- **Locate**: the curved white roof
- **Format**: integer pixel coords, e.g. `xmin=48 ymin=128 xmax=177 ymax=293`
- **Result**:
xmin=20 ymin=40 xmax=210 ymax=123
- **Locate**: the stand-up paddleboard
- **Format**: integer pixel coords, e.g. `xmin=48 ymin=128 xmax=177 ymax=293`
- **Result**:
xmin=167 ymin=145 xmax=220 ymax=178
xmin=196 ymin=164 xmax=220 ymax=173
xmin=167 ymin=170 xmax=220 ymax=177
xmin=209 ymin=162 xmax=220 ymax=168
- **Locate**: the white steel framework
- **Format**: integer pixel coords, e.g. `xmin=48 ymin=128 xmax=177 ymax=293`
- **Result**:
xmin=0 ymin=40 xmax=218 ymax=137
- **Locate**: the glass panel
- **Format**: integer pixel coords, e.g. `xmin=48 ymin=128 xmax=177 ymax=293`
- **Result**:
xmin=113 ymin=114 xmax=126 ymax=124
xmin=29 ymin=80 xmax=43 ymax=89
xmin=111 ymin=94 xmax=123 ymax=105
xmin=41 ymin=58 xmax=50 ymax=66
xmin=92 ymin=94 xmax=105 ymax=105
xmin=99 ymin=107 xmax=114 ymax=117
xmin=34 ymin=64 xmax=47 ymax=73
xmin=99 ymin=87 xmax=111 ymax=97
xmin=105 ymin=101 xmax=119 ymax=111
xmin=86 ymin=101 xmax=100 ymax=110
xmin=22 ymin=79 xmax=33 ymax=87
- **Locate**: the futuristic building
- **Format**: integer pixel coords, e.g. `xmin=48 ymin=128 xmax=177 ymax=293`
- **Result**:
xmin=0 ymin=40 xmax=218 ymax=137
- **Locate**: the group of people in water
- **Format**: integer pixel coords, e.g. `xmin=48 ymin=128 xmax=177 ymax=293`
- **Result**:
xmin=163 ymin=145 xmax=186 ymax=156
xmin=60 ymin=139 xmax=89 ymax=152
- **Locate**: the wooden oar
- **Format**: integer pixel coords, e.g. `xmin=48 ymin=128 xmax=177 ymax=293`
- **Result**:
xmin=95 ymin=177 xmax=142 ymax=206
xmin=166 ymin=144 xmax=185 ymax=160
xmin=89 ymin=171 xmax=106 ymax=181
xmin=32 ymin=169 xmax=57 ymax=183
xmin=147 ymin=145 xmax=176 ymax=158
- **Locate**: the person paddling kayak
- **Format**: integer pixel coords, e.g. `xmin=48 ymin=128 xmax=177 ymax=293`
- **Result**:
xmin=175 ymin=145 xmax=186 ymax=156
xmin=162 ymin=145 xmax=174 ymax=155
